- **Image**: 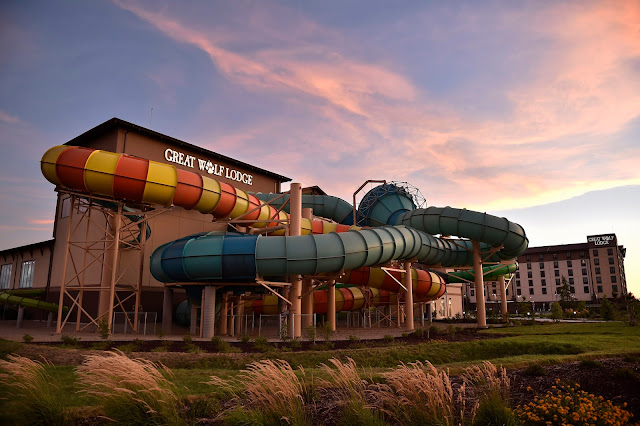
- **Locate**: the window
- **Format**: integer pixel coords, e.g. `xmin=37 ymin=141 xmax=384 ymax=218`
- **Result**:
xmin=568 ymin=269 xmax=573 ymax=276
xmin=597 ymin=285 xmax=603 ymax=293
xmin=594 ymin=258 xmax=600 ymax=265
xmin=553 ymin=253 xmax=558 ymax=260
xmin=612 ymin=285 xmax=618 ymax=293
xmin=506 ymin=289 xmax=509 ymax=296
xmin=538 ymin=254 xmax=544 ymax=261
xmin=542 ymin=288 xmax=547 ymax=294
xmin=527 ymin=262 xmax=531 ymax=269
xmin=529 ymin=288 xmax=534 ymax=295
xmin=517 ymin=289 xmax=522 ymax=296
xmin=555 ymin=278 xmax=561 ymax=285
xmin=541 ymin=279 xmax=546 ymax=286
xmin=528 ymin=280 xmax=533 ymax=286
xmin=567 ymin=260 xmax=573 ymax=267
xmin=580 ymin=251 xmax=585 ymax=258
xmin=583 ymin=277 xmax=588 ymax=284
xmin=0 ymin=264 xmax=11 ymax=289
xmin=470 ymin=289 xmax=475 ymax=296
xmin=60 ymin=196 xmax=71 ymax=218
xmin=593 ymin=249 xmax=598 ymax=256
xmin=19 ymin=260 xmax=35 ymax=288
xmin=553 ymin=261 xmax=559 ymax=268
xmin=611 ymin=276 xmax=617 ymax=283
xmin=607 ymin=248 xmax=613 ymax=256
xmin=595 ymin=267 xmax=601 ymax=274
xmin=596 ymin=276 xmax=602 ymax=284
xmin=608 ymin=257 xmax=614 ymax=265
xmin=541 ymin=271 xmax=545 ymax=277
xmin=516 ymin=280 xmax=520 ymax=287
xmin=516 ymin=272 xmax=520 ymax=278
xmin=584 ymin=286 xmax=589 ymax=293
xmin=526 ymin=255 xmax=531 ymax=261
xmin=610 ymin=267 xmax=615 ymax=274
xmin=539 ymin=262 xmax=544 ymax=269
xmin=555 ymin=270 xmax=560 ymax=277
xmin=569 ymin=278 xmax=574 ymax=285
xmin=492 ymin=289 xmax=497 ymax=294
xmin=528 ymin=271 xmax=532 ymax=278
xmin=566 ymin=252 xmax=571 ymax=258
xmin=570 ymin=286 xmax=575 ymax=293
xmin=582 ymin=268 xmax=587 ymax=275
xmin=581 ymin=259 xmax=587 ymax=266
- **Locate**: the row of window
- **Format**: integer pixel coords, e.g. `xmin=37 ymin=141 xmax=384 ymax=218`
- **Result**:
xmin=0 ymin=261 xmax=35 ymax=289
xmin=525 ymin=248 xmax=614 ymax=262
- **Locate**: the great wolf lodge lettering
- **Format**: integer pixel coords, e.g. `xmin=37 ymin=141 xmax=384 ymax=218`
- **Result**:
xmin=164 ymin=148 xmax=253 ymax=185
xmin=588 ymin=234 xmax=616 ymax=246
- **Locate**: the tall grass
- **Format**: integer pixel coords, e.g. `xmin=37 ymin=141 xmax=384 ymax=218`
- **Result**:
xmin=207 ymin=359 xmax=310 ymax=425
xmin=463 ymin=361 xmax=515 ymax=426
xmin=0 ymin=354 xmax=69 ymax=425
xmin=317 ymin=358 xmax=384 ymax=425
xmin=76 ymin=350 xmax=184 ymax=425
xmin=372 ymin=360 xmax=465 ymax=425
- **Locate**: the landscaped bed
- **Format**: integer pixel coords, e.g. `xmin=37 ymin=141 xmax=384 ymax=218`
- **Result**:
xmin=1 ymin=322 xmax=638 ymax=424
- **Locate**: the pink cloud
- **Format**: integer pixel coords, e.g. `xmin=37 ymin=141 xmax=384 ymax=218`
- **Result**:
xmin=0 ymin=110 xmax=21 ymax=124
xmin=115 ymin=0 xmax=640 ymax=211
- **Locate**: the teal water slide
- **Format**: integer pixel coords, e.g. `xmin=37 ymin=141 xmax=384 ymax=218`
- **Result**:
xmin=150 ymin=185 xmax=528 ymax=284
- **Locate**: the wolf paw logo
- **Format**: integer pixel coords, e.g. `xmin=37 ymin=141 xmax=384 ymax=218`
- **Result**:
xmin=206 ymin=161 xmax=214 ymax=174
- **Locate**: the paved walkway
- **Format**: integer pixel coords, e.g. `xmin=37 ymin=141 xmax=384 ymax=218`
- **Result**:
xmin=0 ymin=318 xmax=458 ymax=343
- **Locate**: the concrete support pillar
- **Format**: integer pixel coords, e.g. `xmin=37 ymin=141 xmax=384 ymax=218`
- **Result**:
xmin=289 ymin=183 xmax=302 ymax=338
xmin=16 ymin=306 xmax=24 ymax=328
xmin=189 ymin=303 xmax=198 ymax=336
xmin=499 ymin=275 xmax=508 ymax=321
xmin=234 ymin=297 xmax=244 ymax=336
xmin=396 ymin=297 xmax=402 ymax=327
xmin=427 ymin=302 xmax=432 ymax=324
xmin=218 ymin=293 xmax=228 ymax=335
xmin=327 ymin=280 xmax=336 ymax=332
xmin=301 ymin=278 xmax=314 ymax=329
xmin=162 ymin=287 xmax=173 ymax=335
xmin=228 ymin=302 xmax=235 ymax=336
xmin=472 ymin=240 xmax=487 ymax=328
xmin=301 ymin=208 xmax=314 ymax=330
xmin=47 ymin=312 xmax=53 ymax=328
xmin=202 ymin=286 xmax=217 ymax=339
xmin=404 ymin=261 xmax=415 ymax=332
xmin=420 ymin=303 xmax=425 ymax=327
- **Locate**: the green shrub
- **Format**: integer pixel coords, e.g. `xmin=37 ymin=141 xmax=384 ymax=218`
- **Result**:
xmin=151 ymin=346 xmax=169 ymax=353
xmin=600 ymin=298 xmax=616 ymax=321
xmin=253 ymin=335 xmax=271 ymax=352
xmin=182 ymin=335 xmax=193 ymax=344
xmin=239 ymin=334 xmax=251 ymax=344
xmin=288 ymin=338 xmax=302 ymax=350
xmin=182 ymin=395 xmax=221 ymax=424
xmin=320 ymin=321 xmax=334 ymax=342
xmin=304 ymin=324 xmax=317 ymax=343
xmin=60 ymin=335 xmax=81 ymax=348
xmin=0 ymin=354 xmax=70 ymax=425
xmin=522 ymin=364 xmax=545 ymax=377
xmin=612 ymin=367 xmax=638 ymax=380
xmin=383 ymin=335 xmax=394 ymax=343
xmin=579 ymin=359 xmax=603 ymax=369
xmin=98 ymin=318 xmax=110 ymax=340
xmin=348 ymin=334 xmax=360 ymax=343
xmin=186 ymin=344 xmax=203 ymax=354
xmin=473 ymin=394 xmax=518 ymax=426
xmin=90 ymin=341 xmax=111 ymax=350
xmin=550 ymin=302 xmax=563 ymax=321
xmin=22 ymin=334 xmax=34 ymax=343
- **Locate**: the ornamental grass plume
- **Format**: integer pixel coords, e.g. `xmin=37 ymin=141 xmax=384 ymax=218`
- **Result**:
xmin=76 ymin=350 xmax=184 ymax=426
xmin=317 ymin=358 xmax=384 ymax=425
xmin=206 ymin=359 xmax=310 ymax=426
xmin=463 ymin=362 xmax=516 ymax=426
xmin=372 ymin=360 xmax=463 ymax=425
xmin=0 ymin=354 xmax=69 ymax=425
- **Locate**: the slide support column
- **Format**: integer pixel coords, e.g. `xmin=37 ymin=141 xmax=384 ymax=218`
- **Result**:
xmin=202 ymin=286 xmax=217 ymax=339
xmin=404 ymin=261 xmax=415 ymax=332
xmin=218 ymin=292 xmax=228 ymax=335
xmin=301 ymin=208 xmax=314 ymax=330
xmin=328 ymin=280 xmax=336 ymax=332
xmin=289 ymin=183 xmax=302 ymax=338
xmin=473 ymin=241 xmax=487 ymax=328
xmin=162 ymin=287 xmax=173 ymax=335
xmin=499 ymin=275 xmax=508 ymax=321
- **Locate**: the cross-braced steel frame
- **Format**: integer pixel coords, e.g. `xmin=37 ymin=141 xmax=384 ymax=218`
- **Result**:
xmin=54 ymin=189 xmax=168 ymax=335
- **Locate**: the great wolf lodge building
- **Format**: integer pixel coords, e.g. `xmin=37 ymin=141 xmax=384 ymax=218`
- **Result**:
xmin=0 ymin=118 xmax=290 ymax=319
xmin=467 ymin=233 xmax=627 ymax=310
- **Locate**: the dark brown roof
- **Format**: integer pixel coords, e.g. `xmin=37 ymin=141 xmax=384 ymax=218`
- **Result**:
xmin=65 ymin=117 xmax=291 ymax=183
xmin=0 ymin=239 xmax=54 ymax=255
xmin=521 ymin=242 xmax=588 ymax=255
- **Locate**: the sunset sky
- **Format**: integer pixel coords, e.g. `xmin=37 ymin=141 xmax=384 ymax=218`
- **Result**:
xmin=1 ymin=1 xmax=639 ymax=294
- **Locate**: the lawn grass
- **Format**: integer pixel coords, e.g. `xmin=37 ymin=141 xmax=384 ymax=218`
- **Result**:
xmin=1 ymin=322 xmax=639 ymax=412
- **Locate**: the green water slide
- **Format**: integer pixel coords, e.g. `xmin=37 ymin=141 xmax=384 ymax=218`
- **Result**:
xmin=0 ymin=290 xmax=68 ymax=314
xmin=448 ymin=263 xmax=518 ymax=283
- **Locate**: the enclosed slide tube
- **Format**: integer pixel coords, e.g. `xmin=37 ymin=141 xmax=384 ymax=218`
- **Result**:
xmin=41 ymin=145 xmax=330 ymax=235
xmin=0 ymin=291 xmax=69 ymax=314
xmin=448 ymin=263 xmax=518 ymax=284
